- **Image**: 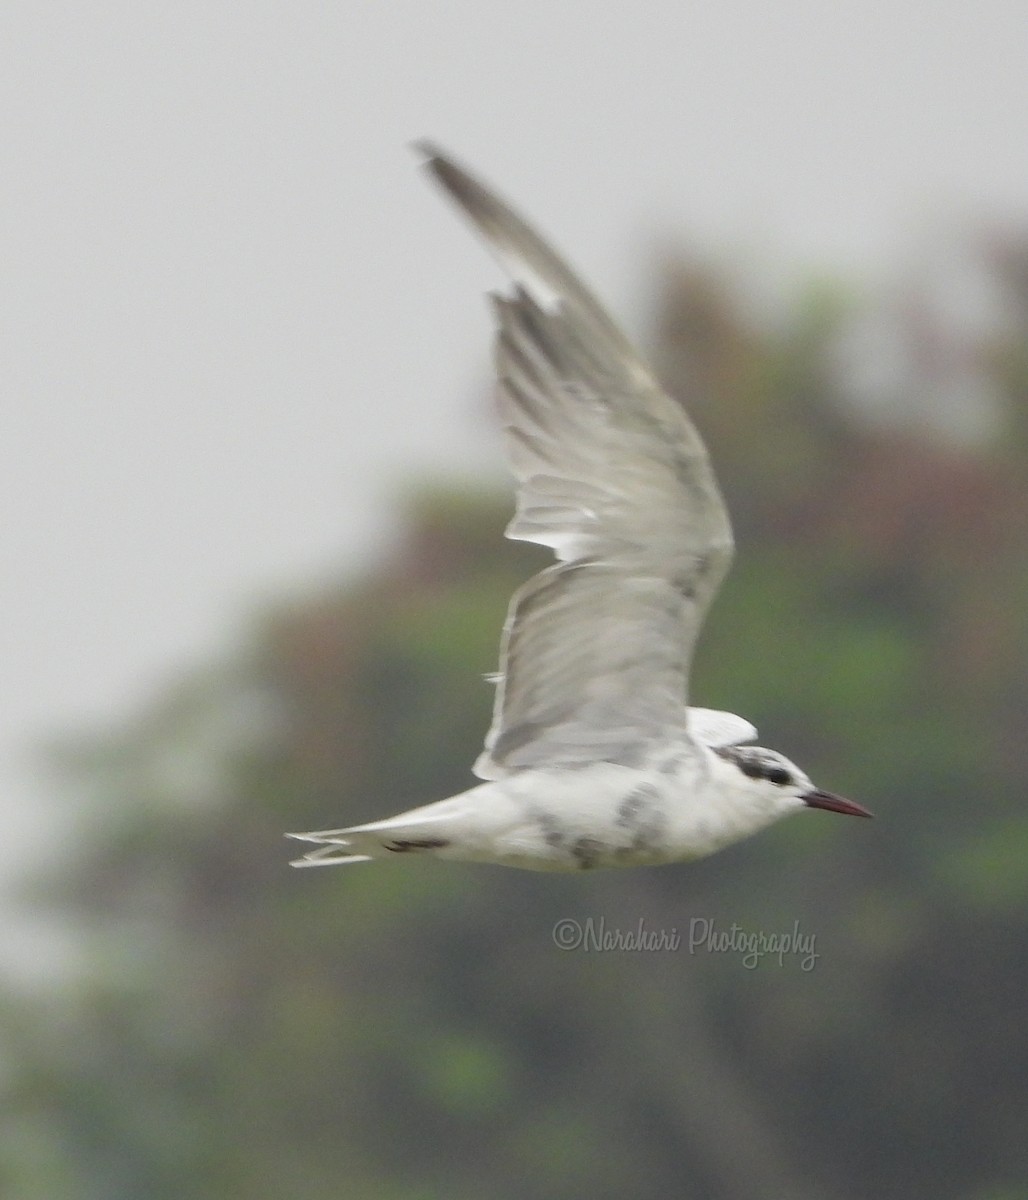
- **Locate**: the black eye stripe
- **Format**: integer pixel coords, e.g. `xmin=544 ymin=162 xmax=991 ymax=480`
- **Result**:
xmin=718 ymin=746 xmax=794 ymax=786
xmin=740 ymin=762 xmax=791 ymax=784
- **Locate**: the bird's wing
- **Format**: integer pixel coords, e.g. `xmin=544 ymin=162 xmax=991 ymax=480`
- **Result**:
xmin=686 ymin=708 xmax=757 ymax=748
xmin=420 ymin=146 xmax=734 ymax=778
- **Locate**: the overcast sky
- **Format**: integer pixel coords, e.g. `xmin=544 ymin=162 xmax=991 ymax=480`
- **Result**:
xmin=2 ymin=1 xmax=1026 ymax=963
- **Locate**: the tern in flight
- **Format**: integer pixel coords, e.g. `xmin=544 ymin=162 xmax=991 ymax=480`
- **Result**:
xmin=289 ymin=145 xmax=872 ymax=872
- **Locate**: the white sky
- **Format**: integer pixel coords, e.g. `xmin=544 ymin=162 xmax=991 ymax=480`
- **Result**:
xmin=2 ymin=1 xmax=1026 ymax=961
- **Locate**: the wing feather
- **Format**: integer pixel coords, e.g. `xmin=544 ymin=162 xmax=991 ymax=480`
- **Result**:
xmin=686 ymin=708 xmax=758 ymax=748
xmin=421 ymin=147 xmax=734 ymax=778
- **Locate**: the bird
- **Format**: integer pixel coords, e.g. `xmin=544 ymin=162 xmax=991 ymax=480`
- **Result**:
xmin=288 ymin=144 xmax=873 ymax=872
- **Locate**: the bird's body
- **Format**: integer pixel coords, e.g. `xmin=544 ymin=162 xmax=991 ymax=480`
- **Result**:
xmin=293 ymin=742 xmax=799 ymax=873
xmin=290 ymin=145 xmax=872 ymax=872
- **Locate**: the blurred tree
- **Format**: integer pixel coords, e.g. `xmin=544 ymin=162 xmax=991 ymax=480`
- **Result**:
xmin=1 ymin=239 xmax=1026 ymax=1200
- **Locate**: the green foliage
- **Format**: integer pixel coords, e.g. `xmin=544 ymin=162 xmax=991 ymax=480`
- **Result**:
xmin=2 ymin=247 xmax=1027 ymax=1199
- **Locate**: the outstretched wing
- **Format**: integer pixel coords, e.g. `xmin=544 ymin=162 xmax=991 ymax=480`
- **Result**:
xmin=421 ymin=146 xmax=734 ymax=779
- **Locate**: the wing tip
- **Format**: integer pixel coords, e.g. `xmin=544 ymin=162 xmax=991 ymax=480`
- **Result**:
xmin=410 ymin=137 xmax=448 ymax=168
xmin=411 ymin=139 xmax=478 ymax=202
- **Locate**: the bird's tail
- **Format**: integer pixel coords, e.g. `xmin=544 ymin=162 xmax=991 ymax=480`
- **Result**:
xmin=287 ymin=806 xmax=461 ymax=868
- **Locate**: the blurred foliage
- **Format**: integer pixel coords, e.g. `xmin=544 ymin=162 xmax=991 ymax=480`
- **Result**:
xmin=2 ymin=235 xmax=1028 ymax=1200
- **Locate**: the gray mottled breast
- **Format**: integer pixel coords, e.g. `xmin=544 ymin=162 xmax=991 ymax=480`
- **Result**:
xmin=525 ymin=778 xmax=672 ymax=870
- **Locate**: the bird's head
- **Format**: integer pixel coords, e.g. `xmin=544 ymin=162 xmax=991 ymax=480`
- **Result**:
xmin=716 ymin=745 xmax=873 ymax=820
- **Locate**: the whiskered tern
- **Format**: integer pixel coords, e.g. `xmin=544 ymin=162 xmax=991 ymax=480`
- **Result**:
xmin=290 ymin=145 xmax=872 ymax=872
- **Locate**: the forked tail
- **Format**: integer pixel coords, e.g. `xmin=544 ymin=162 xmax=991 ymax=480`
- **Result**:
xmin=287 ymin=807 xmax=460 ymax=868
